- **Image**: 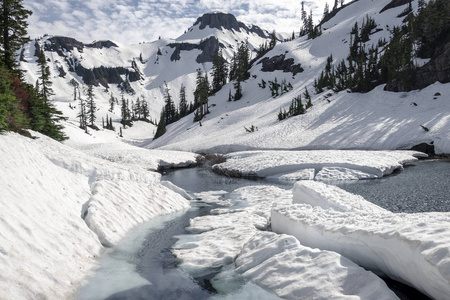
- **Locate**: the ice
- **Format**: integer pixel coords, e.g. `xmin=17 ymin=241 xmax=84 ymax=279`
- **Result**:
xmin=235 ymin=232 xmax=399 ymax=300
xmin=77 ymin=211 xmax=186 ymax=300
xmin=213 ymin=150 xmax=422 ymax=181
xmin=272 ymin=181 xmax=450 ymax=300
xmin=173 ymin=185 xmax=399 ymax=299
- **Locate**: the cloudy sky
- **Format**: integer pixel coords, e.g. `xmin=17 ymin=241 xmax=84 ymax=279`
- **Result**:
xmin=23 ymin=0 xmax=333 ymax=45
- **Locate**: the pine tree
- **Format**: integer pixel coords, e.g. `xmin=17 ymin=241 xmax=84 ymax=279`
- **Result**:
xmin=323 ymin=3 xmax=330 ymax=20
xmin=35 ymin=51 xmax=67 ymax=140
xmin=304 ymin=87 xmax=312 ymax=109
xmin=234 ymin=80 xmax=242 ymax=101
xmin=77 ymin=94 xmax=86 ymax=131
xmin=109 ymin=92 xmax=115 ymax=112
xmin=120 ymin=92 xmax=128 ymax=128
xmin=211 ymin=48 xmax=228 ymax=93
xmin=141 ymin=96 xmax=149 ymax=121
xmin=0 ymin=0 xmax=32 ymax=72
xmin=193 ymin=69 xmax=210 ymax=119
xmin=86 ymin=84 xmax=96 ymax=126
xmin=163 ymin=81 xmax=176 ymax=124
xmin=179 ymin=84 xmax=188 ymax=117
xmin=154 ymin=109 xmax=166 ymax=139
xmin=269 ymin=30 xmax=277 ymax=49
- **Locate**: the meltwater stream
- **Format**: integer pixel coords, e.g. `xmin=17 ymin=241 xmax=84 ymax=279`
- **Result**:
xmin=78 ymin=160 xmax=449 ymax=300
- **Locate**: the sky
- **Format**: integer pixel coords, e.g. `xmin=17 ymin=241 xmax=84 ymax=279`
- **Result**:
xmin=23 ymin=0 xmax=334 ymax=45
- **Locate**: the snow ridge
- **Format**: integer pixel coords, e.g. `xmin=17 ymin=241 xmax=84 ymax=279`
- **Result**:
xmin=272 ymin=181 xmax=450 ymax=300
xmin=0 ymin=132 xmax=192 ymax=299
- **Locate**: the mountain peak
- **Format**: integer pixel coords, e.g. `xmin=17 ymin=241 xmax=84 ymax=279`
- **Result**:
xmin=193 ymin=12 xmax=268 ymax=38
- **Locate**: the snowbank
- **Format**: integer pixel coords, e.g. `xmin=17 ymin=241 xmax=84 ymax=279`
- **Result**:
xmin=292 ymin=180 xmax=389 ymax=214
xmin=0 ymin=132 xmax=191 ymax=299
xmin=235 ymin=232 xmax=399 ymax=300
xmin=213 ymin=150 xmax=423 ymax=181
xmin=272 ymin=182 xmax=450 ymax=300
xmin=173 ymin=186 xmax=398 ymax=299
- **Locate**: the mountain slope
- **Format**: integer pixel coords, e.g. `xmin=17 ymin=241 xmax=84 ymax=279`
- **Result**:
xmin=18 ymin=1 xmax=450 ymax=154
xmin=149 ymin=0 xmax=450 ymax=154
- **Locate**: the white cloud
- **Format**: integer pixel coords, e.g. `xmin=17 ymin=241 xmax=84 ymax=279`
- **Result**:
xmin=23 ymin=0 xmax=340 ymax=44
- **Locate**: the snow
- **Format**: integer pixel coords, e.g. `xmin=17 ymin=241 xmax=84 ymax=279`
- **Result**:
xmin=213 ymin=149 xmax=424 ymax=180
xmin=235 ymin=232 xmax=399 ymax=300
xmin=173 ymin=185 xmax=399 ymax=299
xmin=5 ymin=0 xmax=450 ymax=298
xmin=0 ymin=132 xmax=194 ymax=299
xmin=17 ymin=0 xmax=450 ymax=156
xmin=272 ymin=181 xmax=450 ymax=300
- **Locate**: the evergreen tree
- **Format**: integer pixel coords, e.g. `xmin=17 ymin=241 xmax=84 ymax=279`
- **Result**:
xmin=108 ymin=92 xmax=115 ymax=112
xmin=0 ymin=66 xmax=27 ymax=131
xmin=0 ymin=0 xmax=32 ymax=72
xmin=77 ymin=94 xmax=86 ymax=131
xmin=333 ymin=0 xmax=339 ymax=11
xmin=86 ymin=84 xmax=96 ymax=126
xmin=323 ymin=3 xmax=330 ymax=20
xmin=163 ymin=81 xmax=176 ymax=124
xmin=34 ymin=51 xmax=67 ymax=140
xmin=120 ymin=92 xmax=128 ymax=128
xmin=193 ymin=69 xmax=210 ymax=119
xmin=154 ymin=109 xmax=166 ymax=139
xmin=234 ymin=80 xmax=242 ymax=101
xmin=304 ymin=87 xmax=312 ymax=109
xmin=141 ymin=95 xmax=149 ymax=121
xmin=269 ymin=30 xmax=277 ymax=49
xmin=211 ymin=48 xmax=228 ymax=93
xmin=179 ymin=84 xmax=188 ymax=117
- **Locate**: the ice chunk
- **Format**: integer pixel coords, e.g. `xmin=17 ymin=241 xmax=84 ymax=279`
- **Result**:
xmin=235 ymin=232 xmax=399 ymax=300
xmin=272 ymin=204 xmax=450 ymax=300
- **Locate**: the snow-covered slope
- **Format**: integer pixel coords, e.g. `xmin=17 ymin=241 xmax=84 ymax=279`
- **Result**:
xmin=18 ymin=1 xmax=450 ymax=155
xmin=0 ymin=132 xmax=195 ymax=299
xmin=149 ymin=0 xmax=450 ymax=154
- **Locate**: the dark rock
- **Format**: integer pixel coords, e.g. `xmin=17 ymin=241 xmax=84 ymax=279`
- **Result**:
xmin=86 ymin=40 xmax=118 ymax=49
xmin=168 ymin=36 xmax=221 ymax=63
xmin=414 ymin=41 xmax=450 ymax=89
xmin=193 ymin=12 xmax=269 ymax=39
xmin=380 ymin=0 xmax=411 ymax=13
xmin=45 ymin=36 xmax=84 ymax=56
xmin=196 ymin=37 xmax=220 ymax=63
xmin=258 ymin=54 xmax=304 ymax=76
xmin=411 ymin=142 xmax=435 ymax=156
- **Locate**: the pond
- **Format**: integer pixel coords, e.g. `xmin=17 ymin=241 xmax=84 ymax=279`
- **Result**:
xmin=78 ymin=160 xmax=449 ymax=299
xmin=335 ymin=160 xmax=450 ymax=213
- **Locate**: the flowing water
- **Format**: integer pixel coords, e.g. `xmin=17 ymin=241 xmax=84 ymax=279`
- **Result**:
xmin=78 ymin=160 xmax=449 ymax=300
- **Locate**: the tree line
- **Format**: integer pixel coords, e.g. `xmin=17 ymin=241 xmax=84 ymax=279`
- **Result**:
xmin=0 ymin=0 xmax=67 ymax=140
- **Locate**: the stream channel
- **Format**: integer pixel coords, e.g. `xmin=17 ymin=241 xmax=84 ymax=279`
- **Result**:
xmin=78 ymin=159 xmax=449 ymax=300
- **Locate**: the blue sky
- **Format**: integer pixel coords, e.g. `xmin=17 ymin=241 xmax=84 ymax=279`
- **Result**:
xmin=23 ymin=0 xmax=333 ymax=45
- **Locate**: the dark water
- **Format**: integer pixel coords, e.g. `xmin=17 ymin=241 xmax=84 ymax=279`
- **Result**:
xmin=335 ymin=160 xmax=450 ymax=213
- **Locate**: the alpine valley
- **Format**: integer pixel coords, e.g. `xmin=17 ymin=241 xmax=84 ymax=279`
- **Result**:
xmin=1 ymin=0 xmax=450 ymax=299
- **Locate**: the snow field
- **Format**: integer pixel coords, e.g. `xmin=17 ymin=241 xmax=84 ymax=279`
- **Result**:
xmin=213 ymin=149 xmax=423 ymax=180
xmin=0 ymin=132 xmax=194 ymax=299
xmin=272 ymin=181 xmax=450 ymax=300
xmin=172 ymin=185 xmax=399 ymax=298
